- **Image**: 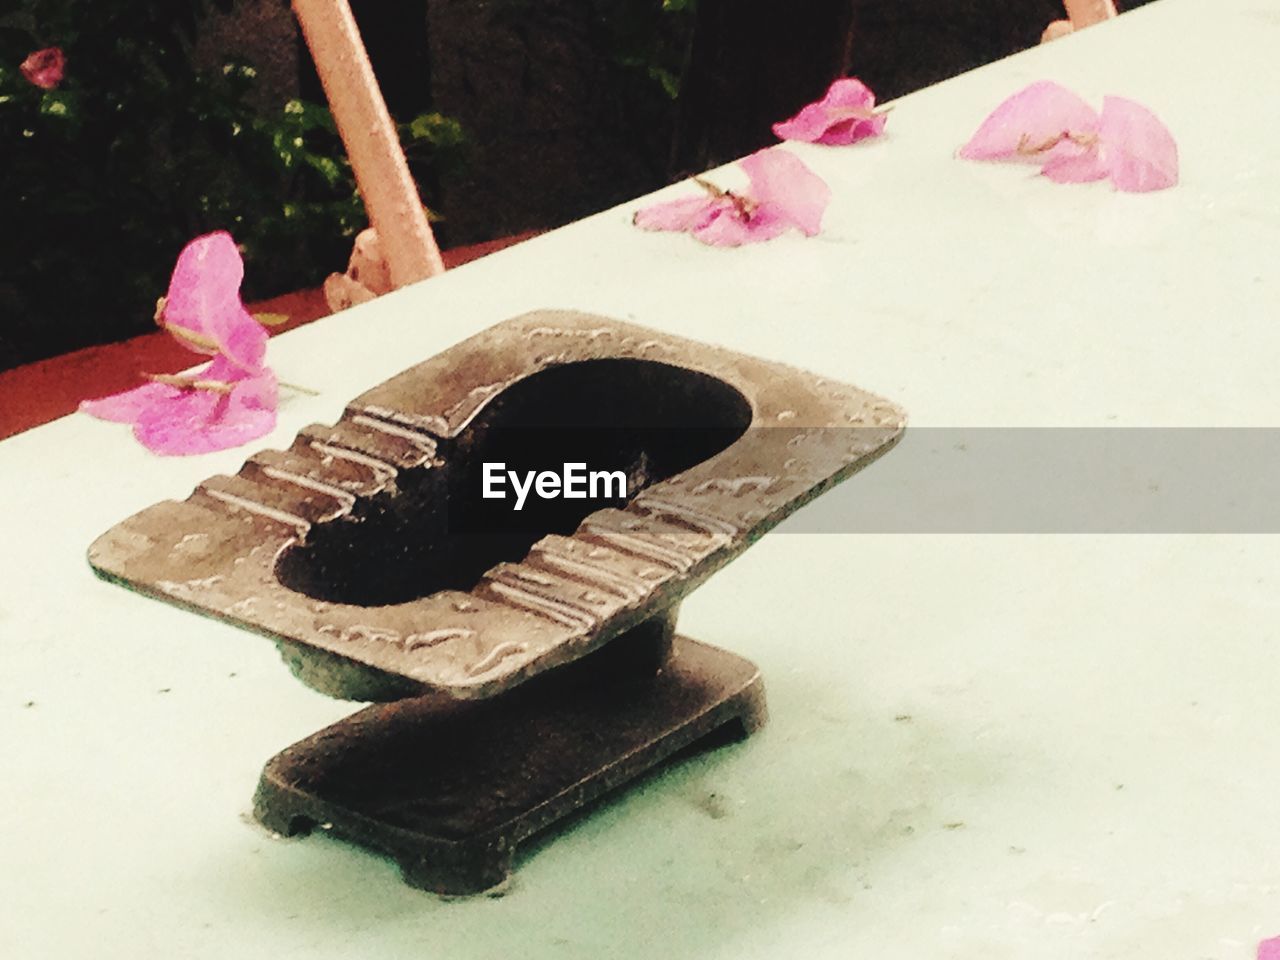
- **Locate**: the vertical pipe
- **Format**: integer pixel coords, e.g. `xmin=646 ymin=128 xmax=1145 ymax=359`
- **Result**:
xmin=292 ymin=0 xmax=444 ymax=289
xmin=1063 ymin=0 xmax=1118 ymax=28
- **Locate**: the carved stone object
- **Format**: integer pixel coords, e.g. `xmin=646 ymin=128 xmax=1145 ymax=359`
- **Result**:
xmin=90 ymin=310 xmax=905 ymax=894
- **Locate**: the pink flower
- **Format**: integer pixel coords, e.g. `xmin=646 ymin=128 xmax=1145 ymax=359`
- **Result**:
xmin=633 ymin=148 xmax=831 ymax=247
xmin=772 ymin=78 xmax=888 ymax=146
xmin=958 ymin=81 xmax=1178 ymax=193
xmin=1260 ymin=936 xmax=1280 ymax=960
xmin=959 ymin=81 xmax=1099 ymax=165
xmin=20 ymin=47 xmax=65 ymax=90
xmin=159 ymin=231 xmax=268 ymax=373
xmin=80 ymin=232 xmax=278 ymax=456
xmin=81 ymin=359 xmax=278 ymax=456
xmin=1092 ymin=96 xmax=1179 ymax=192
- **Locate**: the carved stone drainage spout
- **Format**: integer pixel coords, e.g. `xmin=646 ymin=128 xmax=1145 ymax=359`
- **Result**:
xmin=89 ymin=310 xmax=906 ymax=894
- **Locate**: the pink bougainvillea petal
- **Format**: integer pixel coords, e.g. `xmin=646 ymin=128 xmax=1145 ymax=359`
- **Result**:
xmin=130 ymin=390 xmax=226 ymax=455
xmin=201 ymin=354 xmax=247 ymax=381
xmin=162 ymin=232 xmax=267 ymax=373
xmin=20 ymin=47 xmax=65 ymax=90
xmin=633 ymin=148 xmax=829 ymax=247
xmin=215 ymin=302 xmax=269 ymax=371
xmin=821 ymin=112 xmax=888 ymax=145
xmin=80 ymin=356 xmax=278 ymax=456
xmin=1097 ymin=95 xmax=1179 ymax=192
xmin=958 ymin=82 xmax=1178 ymax=194
xmin=690 ymin=207 xmax=787 ymax=247
xmin=741 ymin=148 xmax=832 ymax=236
xmin=959 ymin=80 xmax=1100 ymax=163
xmin=132 ymin=368 xmax=278 ymax=456
xmin=822 ymin=77 xmax=878 ymax=111
xmin=79 ymin=382 xmax=179 ymax=424
xmin=772 ymin=78 xmax=887 ymax=146
xmin=1259 ymin=936 xmax=1280 ymax=960
xmin=79 ymin=231 xmax=278 ymax=455
xmin=1042 ymin=147 xmax=1109 ymax=184
xmin=633 ymin=195 xmax=721 ymax=233
xmin=687 ymin=212 xmax=752 ymax=246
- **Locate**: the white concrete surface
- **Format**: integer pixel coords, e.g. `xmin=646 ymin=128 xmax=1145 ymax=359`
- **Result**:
xmin=3 ymin=1 xmax=1278 ymax=956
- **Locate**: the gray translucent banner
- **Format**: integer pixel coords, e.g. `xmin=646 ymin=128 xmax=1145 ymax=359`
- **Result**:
xmin=772 ymin=428 xmax=1280 ymax=533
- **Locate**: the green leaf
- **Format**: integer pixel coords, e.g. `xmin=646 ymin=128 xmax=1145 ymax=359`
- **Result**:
xmin=648 ymin=65 xmax=681 ymax=100
xmin=39 ymin=91 xmax=76 ymax=120
xmin=270 ymin=129 xmax=296 ymax=168
xmin=302 ymin=152 xmax=342 ymax=187
xmin=282 ymin=98 xmax=336 ymax=133
xmin=406 ymin=111 xmax=465 ymax=148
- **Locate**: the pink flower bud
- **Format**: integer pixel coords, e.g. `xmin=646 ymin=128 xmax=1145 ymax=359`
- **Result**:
xmin=20 ymin=47 xmax=66 ymax=90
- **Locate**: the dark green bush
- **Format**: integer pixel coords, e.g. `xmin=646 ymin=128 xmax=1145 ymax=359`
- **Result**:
xmin=0 ymin=0 xmax=463 ymax=370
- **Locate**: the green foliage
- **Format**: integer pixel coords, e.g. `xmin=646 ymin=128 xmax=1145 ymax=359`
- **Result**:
xmin=0 ymin=0 xmax=460 ymax=369
xmin=405 ymin=110 xmax=466 ymax=151
xmin=401 ymin=109 xmax=469 ymax=205
xmin=598 ymin=0 xmax=699 ymax=101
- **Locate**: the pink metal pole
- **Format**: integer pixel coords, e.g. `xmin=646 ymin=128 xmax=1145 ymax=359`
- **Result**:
xmin=292 ymin=0 xmax=444 ymax=289
xmin=1063 ymin=0 xmax=1118 ymax=28
xmin=1043 ymin=0 xmax=1117 ymax=43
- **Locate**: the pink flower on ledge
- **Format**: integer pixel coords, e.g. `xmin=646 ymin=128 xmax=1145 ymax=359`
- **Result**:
xmin=80 ymin=232 xmax=278 ymax=456
xmin=20 ymin=47 xmax=66 ymax=90
xmin=159 ymin=229 xmax=268 ymax=373
xmin=772 ymin=78 xmax=888 ymax=146
xmin=958 ymin=80 xmax=1178 ymax=193
xmin=633 ymin=148 xmax=831 ymax=247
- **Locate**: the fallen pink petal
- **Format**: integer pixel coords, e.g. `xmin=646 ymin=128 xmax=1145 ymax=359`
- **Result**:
xmin=633 ymin=195 xmax=722 ymax=234
xmin=80 ymin=354 xmax=245 ymax=424
xmin=1096 ymin=95 xmax=1179 ymax=192
xmin=1259 ymin=936 xmax=1280 ymax=960
xmin=958 ymin=79 xmax=1099 ymax=164
xmin=772 ymin=77 xmax=888 ymax=146
xmin=1042 ymin=148 xmax=1109 ymax=184
xmin=81 ymin=358 xmax=277 ymax=456
xmin=20 ymin=47 xmax=65 ymax=90
xmin=79 ymin=234 xmax=279 ymax=455
xmin=160 ymin=231 xmax=268 ymax=374
xmin=740 ymin=148 xmax=830 ymax=236
xmin=133 ymin=369 xmax=277 ymax=457
xmin=634 ymin=148 xmax=831 ymax=247
xmin=959 ymin=80 xmax=1177 ymax=193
